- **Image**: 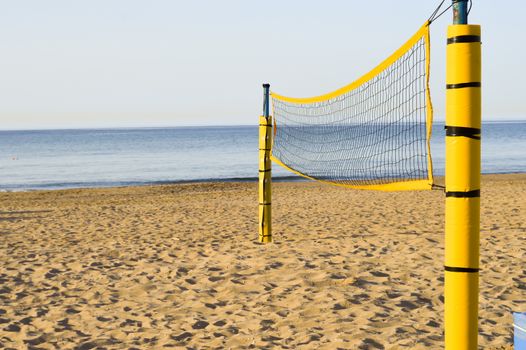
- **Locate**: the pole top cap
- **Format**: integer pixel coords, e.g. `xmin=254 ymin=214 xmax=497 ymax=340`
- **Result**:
xmin=262 ymin=83 xmax=270 ymax=88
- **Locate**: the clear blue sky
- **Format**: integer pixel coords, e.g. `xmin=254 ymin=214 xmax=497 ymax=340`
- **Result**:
xmin=1 ymin=1 xmax=524 ymax=129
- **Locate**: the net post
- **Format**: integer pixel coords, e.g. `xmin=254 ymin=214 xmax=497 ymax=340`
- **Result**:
xmin=452 ymin=0 xmax=468 ymax=25
xmin=259 ymin=83 xmax=272 ymax=243
xmin=445 ymin=1 xmax=481 ymax=348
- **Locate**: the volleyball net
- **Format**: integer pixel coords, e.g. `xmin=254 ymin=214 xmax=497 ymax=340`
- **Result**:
xmin=270 ymin=22 xmax=434 ymax=191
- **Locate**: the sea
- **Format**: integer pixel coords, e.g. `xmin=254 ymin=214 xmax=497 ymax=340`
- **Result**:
xmin=0 ymin=122 xmax=525 ymax=191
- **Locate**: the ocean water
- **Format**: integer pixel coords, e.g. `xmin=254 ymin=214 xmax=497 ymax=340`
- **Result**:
xmin=0 ymin=122 xmax=525 ymax=191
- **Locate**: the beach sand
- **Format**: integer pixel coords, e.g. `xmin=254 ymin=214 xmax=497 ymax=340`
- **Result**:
xmin=1 ymin=174 xmax=524 ymax=349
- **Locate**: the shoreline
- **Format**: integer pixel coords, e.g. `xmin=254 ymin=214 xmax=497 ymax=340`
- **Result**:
xmin=0 ymin=176 xmax=305 ymax=192
xmin=1 ymin=171 xmax=525 ymax=193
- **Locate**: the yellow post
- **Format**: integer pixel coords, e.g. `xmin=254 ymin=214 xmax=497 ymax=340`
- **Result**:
xmin=444 ymin=23 xmax=481 ymax=349
xmin=259 ymin=83 xmax=272 ymax=243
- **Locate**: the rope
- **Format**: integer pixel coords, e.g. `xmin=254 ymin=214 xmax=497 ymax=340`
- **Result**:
xmin=429 ymin=0 xmax=473 ymax=24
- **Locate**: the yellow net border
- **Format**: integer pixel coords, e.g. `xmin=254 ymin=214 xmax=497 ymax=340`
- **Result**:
xmin=270 ymin=22 xmax=434 ymax=191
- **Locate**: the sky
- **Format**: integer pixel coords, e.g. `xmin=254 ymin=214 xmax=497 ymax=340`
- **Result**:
xmin=1 ymin=1 xmax=525 ymax=130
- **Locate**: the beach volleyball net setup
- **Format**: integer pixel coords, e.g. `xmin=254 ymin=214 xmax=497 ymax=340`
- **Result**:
xmin=259 ymin=4 xmax=483 ymax=348
xmin=270 ymin=23 xmax=434 ymax=191
xmin=259 ymin=22 xmax=435 ymax=243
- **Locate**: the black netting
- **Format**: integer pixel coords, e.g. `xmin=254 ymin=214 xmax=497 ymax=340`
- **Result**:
xmin=271 ymin=31 xmax=432 ymax=189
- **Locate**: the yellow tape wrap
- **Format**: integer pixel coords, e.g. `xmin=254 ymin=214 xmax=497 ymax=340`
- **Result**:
xmin=444 ymin=24 xmax=481 ymax=350
xmin=446 ymin=25 xmax=482 ymax=129
xmin=446 ymin=88 xmax=482 ymax=128
xmin=445 ymin=271 xmax=479 ymax=349
xmin=445 ymin=197 xmax=480 ymax=268
xmin=258 ymin=115 xmax=272 ymax=243
xmin=445 ymin=137 xmax=481 ymax=191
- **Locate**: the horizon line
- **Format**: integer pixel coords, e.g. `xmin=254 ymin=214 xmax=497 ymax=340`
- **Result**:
xmin=1 ymin=119 xmax=526 ymax=132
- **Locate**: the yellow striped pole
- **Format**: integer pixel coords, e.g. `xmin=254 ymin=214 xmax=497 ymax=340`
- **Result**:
xmin=259 ymin=83 xmax=272 ymax=243
xmin=444 ymin=2 xmax=481 ymax=348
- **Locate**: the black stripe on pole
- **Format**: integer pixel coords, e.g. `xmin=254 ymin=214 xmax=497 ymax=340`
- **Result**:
xmin=444 ymin=266 xmax=480 ymax=273
xmin=447 ymin=35 xmax=481 ymax=44
xmin=446 ymin=82 xmax=481 ymax=89
xmin=259 ymin=169 xmax=271 ymax=173
xmin=445 ymin=126 xmax=481 ymax=140
xmin=259 ymin=124 xmax=272 ymax=127
xmin=259 ymin=148 xmax=271 ymax=151
xmin=259 ymin=203 xmax=271 ymax=205
xmin=445 ymin=190 xmax=480 ymax=198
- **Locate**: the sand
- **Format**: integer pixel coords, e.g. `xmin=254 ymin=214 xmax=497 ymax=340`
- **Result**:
xmin=0 ymin=174 xmax=524 ymax=349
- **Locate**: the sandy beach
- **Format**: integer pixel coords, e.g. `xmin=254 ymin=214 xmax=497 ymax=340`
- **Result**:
xmin=0 ymin=174 xmax=524 ymax=349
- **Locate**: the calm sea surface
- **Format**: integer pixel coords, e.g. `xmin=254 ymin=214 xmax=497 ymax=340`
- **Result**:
xmin=0 ymin=122 xmax=525 ymax=191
